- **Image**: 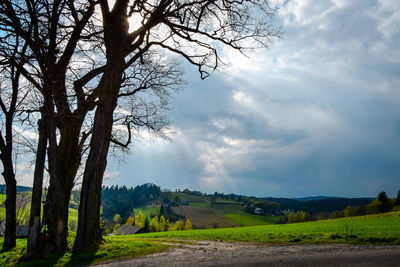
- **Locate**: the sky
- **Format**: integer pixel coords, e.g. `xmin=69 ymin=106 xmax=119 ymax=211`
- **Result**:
xmin=104 ymin=0 xmax=400 ymax=198
xmin=7 ymin=0 xmax=400 ymax=198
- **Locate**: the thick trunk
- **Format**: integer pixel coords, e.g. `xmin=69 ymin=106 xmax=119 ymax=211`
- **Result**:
xmin=74 ymin=91 xmax=118 ymax=250
xmin=1 ymin=162 xmax=16 ymax=251
xmin=45 ymin=125 xmax=83 ymax=252
xmin=74 ymin=4 xmax=130 ymax=250
xmin=26 ymin=118 xmax=47 ymax=256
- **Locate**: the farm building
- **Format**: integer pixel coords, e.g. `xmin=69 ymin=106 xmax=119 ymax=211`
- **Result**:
xmin=0 ymin=222 xmax=29 ymax=238
xmin=254 ymin=208 xmax=264 ymax=215
xmin=112 ymin=225 xmax=144 ymax=235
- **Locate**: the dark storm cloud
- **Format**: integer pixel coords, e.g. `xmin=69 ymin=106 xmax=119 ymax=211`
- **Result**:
xmin=115 ymin=0 xmax=400 ymax=197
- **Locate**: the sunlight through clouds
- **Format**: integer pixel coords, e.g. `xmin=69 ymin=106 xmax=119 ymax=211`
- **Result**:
xmin=114 ymin=0 xmax=400 ymax=197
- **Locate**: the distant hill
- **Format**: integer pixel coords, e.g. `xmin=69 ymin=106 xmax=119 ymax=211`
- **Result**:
xmin=0 ymin=184 xmax=32 ymax=193
xmin=293 ymin=196 xmax=342 ymax=202
xmin=0 ymin=183 xmax=376 ymax=215
xmin=266 ymin=197 xmax=374 ymax=213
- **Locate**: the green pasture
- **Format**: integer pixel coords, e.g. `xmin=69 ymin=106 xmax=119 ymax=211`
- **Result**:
xmin=134 ymin=206 xmax=159 ymax=218
xmin=137 ymin=211 xmax=400 ymax=244
xmin=0 ymin=236 xmax=169 ymax=267
xmin=225 ymin=213 xmax=281 ymax=227
xmin=1 ymin=212 xmax=399 ymax=266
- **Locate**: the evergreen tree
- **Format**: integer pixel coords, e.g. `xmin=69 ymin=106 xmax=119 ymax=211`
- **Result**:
xmin=159 ymin=205 xmax=165 ymax=217
xmin=144 ymin=216 xmax=150 ymax=232
xmin=396 ymin=190 xmax=400 ymax=206
xmin=378 ymin=191 xmax=389 ymax=212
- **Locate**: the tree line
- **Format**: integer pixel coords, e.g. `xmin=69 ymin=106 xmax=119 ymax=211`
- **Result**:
xmin=101 ymin=183 xmax=161 ymax=221
xmin=286 ymin=190 xmax=400 ymax=224
xmin=0 ymin=0 xmax=280 ymax=254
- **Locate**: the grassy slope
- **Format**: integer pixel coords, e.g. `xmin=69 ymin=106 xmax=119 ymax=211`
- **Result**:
xmin=138 ymin=211 xmax=400 ymax=244
xmin=1 ymin=212 xmax=399 ymax=266
xmin=134 ymin=206 xmax=159 ymax=218
xmin=166 ymin=192 xmax=279 ymax=227
xmin=225 ymin=212 xmax=281 ymax=226
xmin=69 ymin=208 xmax=78 ymax=224
xmin=0 ymin=237 xmax=169 ymax=267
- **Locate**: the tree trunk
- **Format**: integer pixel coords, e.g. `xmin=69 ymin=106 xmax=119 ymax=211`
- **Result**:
xmin=74 ymin=3 xmax=130 ymax=250
xmin=74 ymin=95 xmax=118 ymax=249
xmin=74 ymin=70 xmax=121 ymax=250
xmin=44 ymin=125 xmax=83 ymax=252
xmin=1 ymin=158 xmax=16 ymax=252
xmin=26 ymin=118 xmax=47 ymax=256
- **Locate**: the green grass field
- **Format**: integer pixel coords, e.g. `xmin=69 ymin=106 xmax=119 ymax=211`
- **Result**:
xmin=69 ymin=208 xmax=78 ymax=223
xmin=225 ymin=213 xmax=281 ymax=227
xmin=138 ymin=211 xmax=400 ymax=244
xmin=166 ymin=192 xmax=281 ymax=228
xmin=1 ymin=212 xmax=399 ymax=266
xmin=134 ymin=206 xmax=159 ymax=218
xmin=0 ymin=236 xmax=169 ymax=267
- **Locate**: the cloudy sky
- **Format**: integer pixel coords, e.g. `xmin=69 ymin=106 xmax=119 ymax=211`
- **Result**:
xmin=107 ymin=0 xmax=398 ymax=197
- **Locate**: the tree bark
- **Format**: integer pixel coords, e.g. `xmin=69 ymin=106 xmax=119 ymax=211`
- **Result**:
xmin=26 ymin=117 xmax=47 ymax=256
xmin=0 ymin=117 xmax=17 ymax=252
xmin=1 ymin=163 xmax=16 ymax=252
xmin=74 ymin=76 xmax=120 ymax=250
xmin=74 ymin=48 xmax=125 ymax=250
xmin=44 ymin=124 xmax=83 ymax=252
xmin=74 ymin=2 xmax=129 ymax=250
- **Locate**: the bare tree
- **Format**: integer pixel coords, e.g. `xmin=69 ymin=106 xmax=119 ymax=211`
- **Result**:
xmin=75 ymin=0 xmax=280 ymax=249
xmin=1 ymin=0 xmax=185 ymax=252
xmin=0 ymin=32 xmax=29 ymax=251
xmin=0 ymin=0 xmax=280 ymax=252
xmin=0 ymin=0 xmax=100 ymax=252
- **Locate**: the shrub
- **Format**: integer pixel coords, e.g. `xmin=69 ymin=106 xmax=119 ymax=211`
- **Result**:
xmin=184 ymin=219 xmax=193 ymax=230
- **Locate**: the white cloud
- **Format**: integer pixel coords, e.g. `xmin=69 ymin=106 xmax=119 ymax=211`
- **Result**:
xmin=114 ymin=0 xmax=400 ymax=197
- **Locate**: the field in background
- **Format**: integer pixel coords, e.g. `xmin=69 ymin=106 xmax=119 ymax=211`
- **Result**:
xmin=134 ymin=206 xmax=159 ymax=218
xmin=172 ymin=206 xmax=239 ymax=228
xmin=165 ymin=192 xmax=280 ymax=228
xmin=138 ymin=211 xmax=400 ymax=244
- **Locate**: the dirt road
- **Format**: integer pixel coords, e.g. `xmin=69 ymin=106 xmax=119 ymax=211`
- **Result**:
xmin=94 ymin=241 xmax=400 ymax=266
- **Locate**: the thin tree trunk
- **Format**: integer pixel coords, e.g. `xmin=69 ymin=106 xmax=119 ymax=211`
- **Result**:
xmin=0 ymin=125 xmax=17 ymax=251
xmin=2 ymin=166 xmax=16 ymax=252
xmin=26 ymin=117 xmax=47 ymax=256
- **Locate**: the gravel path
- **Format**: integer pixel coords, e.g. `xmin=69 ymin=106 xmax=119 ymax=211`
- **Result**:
xmin=94 ymin=241 xmax=400 ymax=267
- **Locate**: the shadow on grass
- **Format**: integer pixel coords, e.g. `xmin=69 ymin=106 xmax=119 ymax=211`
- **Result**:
xmin=15 ymin=243 xmax=100 ymax=267
xmin=64 ymin=243 xmax=100 ymax=267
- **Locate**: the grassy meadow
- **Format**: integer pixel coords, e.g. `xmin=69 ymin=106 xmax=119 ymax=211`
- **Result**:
xmin=165 ymin=191 xmax=282 ymax=228
xmin=133 ymin=206 xmax=159 ymax=218
xmin=1 ymin=211 xmax=399 ymax=266
xmin=138 ymin=211 xmax=400 ymax=244
xmin=225 ymin=212 xmax=281 ymax=227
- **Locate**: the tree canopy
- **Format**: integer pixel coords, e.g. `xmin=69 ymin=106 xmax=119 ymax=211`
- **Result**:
xmin=0 ymin=0 xmax=280 ymax=253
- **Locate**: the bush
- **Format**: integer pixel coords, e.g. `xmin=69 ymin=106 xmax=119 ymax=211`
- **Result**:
xmin=125 ymin=216 xmax=135 ymax=226
xmin=184 ymin=219 xmax=193 ymax=230
xmin=149 ymin=216 xmax=159 ymax=232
